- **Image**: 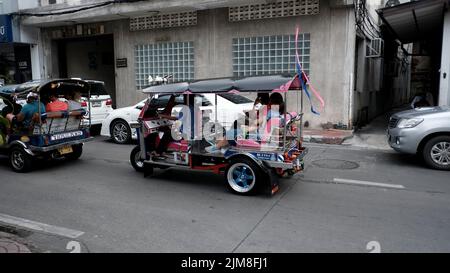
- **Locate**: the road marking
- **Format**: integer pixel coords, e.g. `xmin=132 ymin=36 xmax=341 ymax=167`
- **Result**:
xmin=333 ymin=178 xmax=405 ymax=189
xmin=0 ymin=213 xmax=84 ymax=239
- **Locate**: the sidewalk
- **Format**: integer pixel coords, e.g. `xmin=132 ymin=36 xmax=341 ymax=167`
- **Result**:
xmin=303 ymin=129 xmax=354 ymax=145
xmin=342 ymin=114 xmax=390 ymax=150
xmin=342 ymin=106 xmax=410 ymax=150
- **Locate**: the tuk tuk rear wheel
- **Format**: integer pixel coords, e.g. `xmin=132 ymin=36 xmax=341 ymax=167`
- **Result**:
xmin=66 ymin=144 xmax=83 ymax=160
xmin=130 ymin=145 xmax=145 ymax=172
xmin=9 ymin=147 xmax=33 ymax=173
xmin=225 ymin=158 xmax=262 ymax=195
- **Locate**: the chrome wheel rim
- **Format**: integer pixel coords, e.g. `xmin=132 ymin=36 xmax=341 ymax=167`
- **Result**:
xmin=430 ymin=142 xmax=450 ymax=166
xmin=134 ymin=150 xmax=144 ymax=168
xmin=11 ymin=150 xmax=25 ymax=170
xmin=113 ymin=123 xmax=128 ymax=143
xmin=227 ymin=163 xmax=256 ymax=193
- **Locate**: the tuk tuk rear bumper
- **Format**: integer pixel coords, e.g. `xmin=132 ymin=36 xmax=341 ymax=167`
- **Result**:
xmin=28 ymin=137 xmax=94 ymax=153
xmin=263 ymin=147 xmax=308 ymax=170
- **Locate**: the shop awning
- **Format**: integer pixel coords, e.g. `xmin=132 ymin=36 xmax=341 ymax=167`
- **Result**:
xmin=377 ymin=0 xmax=448 ymax=44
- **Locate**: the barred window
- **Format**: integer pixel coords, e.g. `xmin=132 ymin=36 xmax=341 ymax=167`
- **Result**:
xmin=232 ymin=34 xmax=310 ymax=77
xmin=134 ymin=42 xmax=194 ymax=90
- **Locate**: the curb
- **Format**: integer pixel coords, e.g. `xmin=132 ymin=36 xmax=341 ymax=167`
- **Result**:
xmin=303 ymin=131 xmax=354 ymax=145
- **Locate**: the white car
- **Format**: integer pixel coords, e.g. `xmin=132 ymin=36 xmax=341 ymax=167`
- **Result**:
xmin=80 ymin=80 xmax=114 ymax=126
xmin=101 ymin=93 xmax=255 ymax=144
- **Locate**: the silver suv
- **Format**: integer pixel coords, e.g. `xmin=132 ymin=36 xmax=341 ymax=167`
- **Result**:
xmin=387 ymin=106 xmax=450 ymax=170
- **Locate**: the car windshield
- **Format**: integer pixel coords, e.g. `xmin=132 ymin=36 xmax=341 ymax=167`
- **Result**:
xmin=150 ymin=95 xmax=184 ymax=108
xmin=218 ymin=94 xmax=253 ymax=104
xmin=82 ymin=82 xmax=108 ymax=97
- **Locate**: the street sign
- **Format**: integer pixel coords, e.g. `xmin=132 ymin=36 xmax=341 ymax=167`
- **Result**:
xmin=0 ymin=15 xmax=13 ymax=43
xmin=116 ymin=58 xmax=127 ymax=68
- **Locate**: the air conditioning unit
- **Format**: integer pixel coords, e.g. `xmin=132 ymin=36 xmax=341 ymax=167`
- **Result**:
xmin=366 ymin=38 xmax=384 ymax=58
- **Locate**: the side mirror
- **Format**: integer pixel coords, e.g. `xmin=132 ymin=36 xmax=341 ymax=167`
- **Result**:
xmin=136 ymin=103 xmax=145 ymax=110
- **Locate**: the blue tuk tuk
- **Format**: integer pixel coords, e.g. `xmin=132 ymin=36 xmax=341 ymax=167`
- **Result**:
xmin=0 ymin=79 xmax=93 ymax=172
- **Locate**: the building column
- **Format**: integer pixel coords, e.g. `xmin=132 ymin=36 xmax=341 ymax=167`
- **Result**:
xmin=30 ymin=44 xmax=41 ymax=80
xmin=439 ymin=10 xmax=450 ymax=106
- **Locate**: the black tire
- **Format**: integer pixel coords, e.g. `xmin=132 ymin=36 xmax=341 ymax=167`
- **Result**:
xmin=130 ymin=145 xmax=145 ymax=172
xmin=65 ymin=144 xmax=83 ymax=161
xmin=225 ymin=157 xmax=263 ymax=195
xmin=422 ymin=136 xmax=450 ymax=171
xmin=110 ymin=119 xmax=131 ymax=144
xmin=9 ymin=146 xmax=33 ymax=173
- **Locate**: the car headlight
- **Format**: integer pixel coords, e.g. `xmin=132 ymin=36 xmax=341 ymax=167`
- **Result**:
xmin=397 ymin=118 xmax=424 ymax=128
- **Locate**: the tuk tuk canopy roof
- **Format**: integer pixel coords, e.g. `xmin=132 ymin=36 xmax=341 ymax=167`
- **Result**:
xmin=142 ymin=75 xmax=301 ymax=94
xmin=0 ymin=79 xmax=90 ymax=97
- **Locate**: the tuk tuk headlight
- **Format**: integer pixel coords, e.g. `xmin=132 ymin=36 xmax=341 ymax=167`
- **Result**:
xmin=397 ymin=118 xmax=424 ymax=129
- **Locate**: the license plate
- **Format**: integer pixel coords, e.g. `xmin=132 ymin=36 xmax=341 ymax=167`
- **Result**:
xmin=92 ymin=101 xmax=102 ymax=107
xmin=58 ymin=146 xmax=73 ymax=155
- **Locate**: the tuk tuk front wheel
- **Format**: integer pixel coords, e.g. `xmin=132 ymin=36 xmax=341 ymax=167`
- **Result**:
xmin=130 ymin=145 xmax=145 ymax=172
xmin=225 ymin=158 xmax=262 ymax=195
xmin=9 ymin=147 xmax=33 ymax=173
xmin=66 ymin=144 xmax=83 ymax=160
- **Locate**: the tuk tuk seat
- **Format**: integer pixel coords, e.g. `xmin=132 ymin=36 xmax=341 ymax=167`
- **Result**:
xmin=33 ymin=110 xmax=85 ymax=135
xmin=167 ymin=139 xmax=189 ymax=152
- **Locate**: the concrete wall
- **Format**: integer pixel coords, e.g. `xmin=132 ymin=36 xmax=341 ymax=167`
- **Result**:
xmin=37 ymin=0 xmax=358 ymax=129
xmin=0 ymin=0 xmax=18 ymax=14
xmin=109 ymin=2 xmax=356 ymax=129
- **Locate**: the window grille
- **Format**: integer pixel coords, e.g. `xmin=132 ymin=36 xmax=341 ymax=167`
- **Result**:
xmin=130 ymin=11 xmax=197 ymax=31
xmin=229 ymin=0 xmax=319 ymax=22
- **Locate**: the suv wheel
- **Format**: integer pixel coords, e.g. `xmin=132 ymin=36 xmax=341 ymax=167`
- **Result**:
xmin=111 ymin=120 xmax=131 ymax=144
xmin=422 ymin=136 xmax=450 ymax=171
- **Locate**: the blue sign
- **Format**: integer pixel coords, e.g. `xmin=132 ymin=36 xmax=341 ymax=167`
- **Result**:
xmin=0 ymin=15 xmax=13 ymax=43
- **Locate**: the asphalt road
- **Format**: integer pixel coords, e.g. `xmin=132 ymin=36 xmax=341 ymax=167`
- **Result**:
xmin=0 ymin=137 xmax=449 ymax=253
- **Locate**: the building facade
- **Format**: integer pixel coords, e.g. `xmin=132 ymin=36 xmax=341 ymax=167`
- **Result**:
xmin=0 ymin=0 xmax=40 ymax=85
xmin=14 ymin=0 xmax=394 ymax=129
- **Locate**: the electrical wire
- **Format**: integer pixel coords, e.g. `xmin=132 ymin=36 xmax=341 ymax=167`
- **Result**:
xmin=13 ymin=0 xmax=147 ymax=17
xmin=354 ymin=0 xmax=381 ymax=40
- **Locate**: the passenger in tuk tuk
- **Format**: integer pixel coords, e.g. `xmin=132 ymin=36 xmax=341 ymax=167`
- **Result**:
xmin=0 ymin=109 xmax=9 ymax=146
xmin=10 ymin=92 xmax=46 ymax=129
xmin=205 ymin=92 xmax=286 ymax=153
xmin=46 ymin=94 xmax=68 ymax=112
xmin=0 ymin=115 xmax=8 ymax=145
xmin=66 ymin=91 xmax=83 ymax=111
xmin=1 ymin=95 xmax=22 ymax=117
xmin=1 ymin=95 xmax=22 ymax=144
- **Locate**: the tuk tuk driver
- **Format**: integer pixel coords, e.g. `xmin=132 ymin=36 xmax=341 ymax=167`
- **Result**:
xmin=9 ymin=92 xmax=45 ymax=128
xmin=144 ymin=95 xmax=178 ymax=158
